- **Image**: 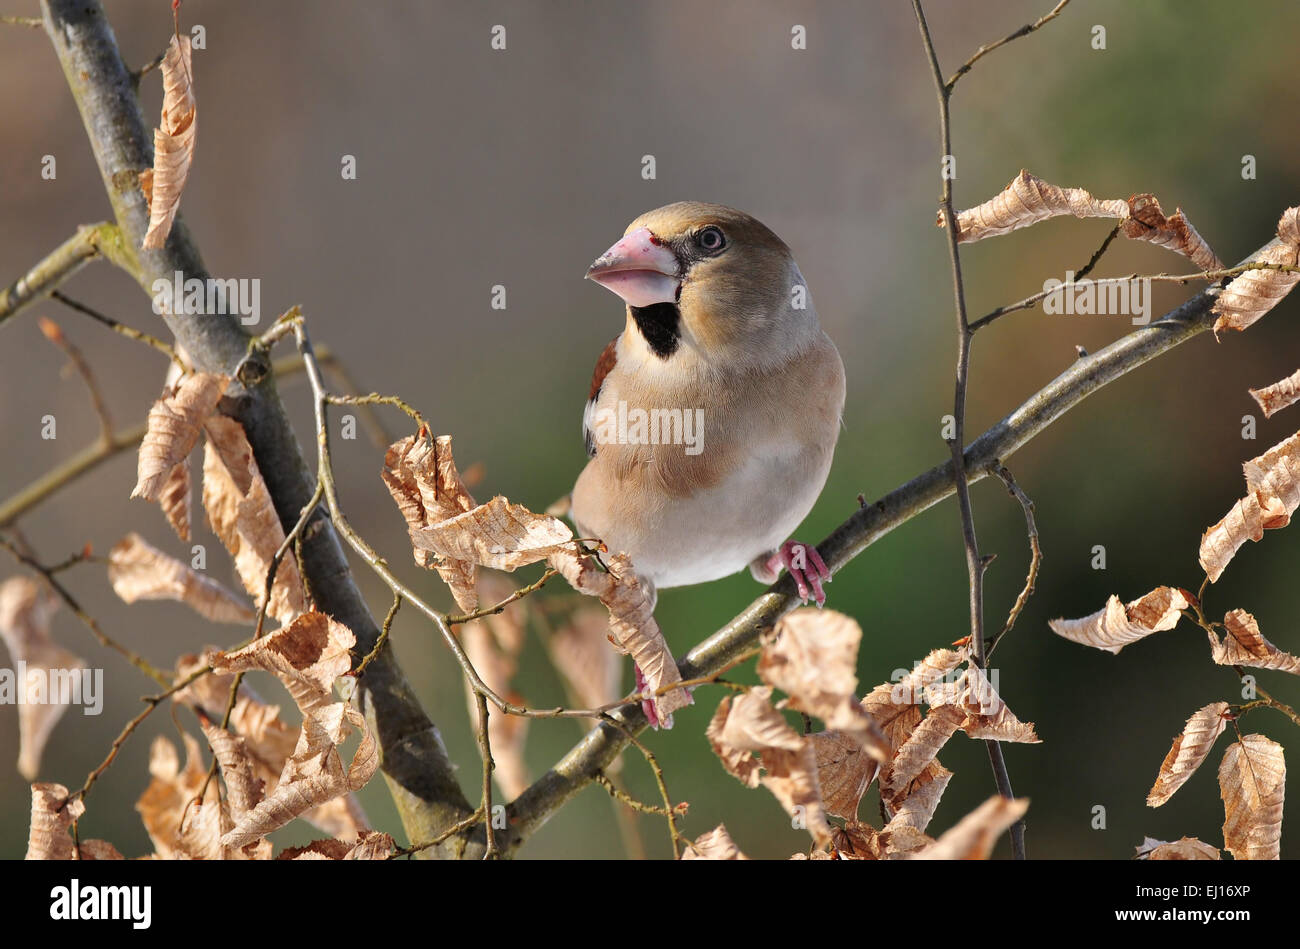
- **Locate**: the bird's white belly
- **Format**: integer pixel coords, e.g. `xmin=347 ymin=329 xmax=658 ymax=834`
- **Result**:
xmin=627 ymin=443 xmax=830 ymax=589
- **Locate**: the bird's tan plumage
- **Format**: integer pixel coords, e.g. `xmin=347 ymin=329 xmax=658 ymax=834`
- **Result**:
xmin=572 ymin=202 xmax=845 ymax=593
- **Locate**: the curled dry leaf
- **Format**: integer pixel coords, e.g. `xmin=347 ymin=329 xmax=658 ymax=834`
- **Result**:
xmin=1136 ymin=836 xmax=1222 ymax=860
xmin=1213 ymin=207 xmax=1300 ymax=334
xmin=885 ymin=764 xmax=953 ymax=835
xmin=944 ymin=170 xmax=1222 ymax=271
xmin=131 ymin=371 xmax=228 ymax=540
xmin=210 ymin=611 xmax=354 ymax=715
xmin=945 ymin=171 xmax=1129 ymax=242
xmin=759 ymin=609 xmax=889 ymax=762
xmin=946 ymin=665 xmax=1041 ymax=743
xmin=546 ymin=604 xmax=623 ymax=711
xmin=198 ymin=715 xmax=264 ymax=824
xmin=548 ymin=547 xmax=690 ymax=726
xmin=882 ymin=704 xmax=966 ymax=801
xmin=1049 ymin=586 xmax=1189 ymax=654
xmin=1219 ymin=734 xmax=1285 ymax=860
xmin=108 ymin=532 xmax=254 ymax=624
xmin=135 ymin=732 xmax=269 ymax=860
xmin=202 ymin=415 xmax=307 ymax=625
xmin=461 ymin=575 xmax=530 ymax=799
xmin=279 ymin=830 xmax=394 ymax=860
xmin=26 ymin=783 xmax=82 ymax=860
xmin=413 ymin=495 xmax=573 ymax=571
xmin=381 ymin=434 xmax=479 ymax=611
xmin=1250 ymin=367 xmax=1300 ymax=419
xmin=0 ymin=577 xmax=84 ymax=780
xmin=1146 ymin=702 xmax=1230 ymax=808
xmin=1207 ymin=609 xmax=1300 ymax=675
xmin=706 ymin=688 xmax=832 ymax=846
xmin=220 ymin=701 xmax=379 ymax=850
xmin=810 ymin=730 xmax=877 ymax=819
xmin=912 ymin=795 xmax=1029 ymax=860
xmin=682 ymin=823 xmax=748 ymax=860
xmin=141 ymin=35 xmax=196 ymax=250
xmin=173 ymin=652 xmax=369 ymax=840
xmin=1200 ymin=430 xmax=1300 ymax=583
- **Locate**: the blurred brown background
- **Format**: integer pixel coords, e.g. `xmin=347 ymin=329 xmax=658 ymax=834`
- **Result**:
xmin=2 ymin=0 xmax=1298 ymax=859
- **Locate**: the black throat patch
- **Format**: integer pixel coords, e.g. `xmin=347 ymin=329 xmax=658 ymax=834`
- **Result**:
xmin=629 ymin=302 xmax=681 ymax=359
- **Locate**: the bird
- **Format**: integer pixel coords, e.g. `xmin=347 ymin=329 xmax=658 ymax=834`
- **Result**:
xmin=570 ymin=201 xmax=845 ymax=609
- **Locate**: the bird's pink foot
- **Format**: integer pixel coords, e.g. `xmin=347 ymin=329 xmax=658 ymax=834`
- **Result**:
xmin=752 ymin=540 xmax=831 ymax=607
xmin=635 ymin=664 xmax=660 ymax=728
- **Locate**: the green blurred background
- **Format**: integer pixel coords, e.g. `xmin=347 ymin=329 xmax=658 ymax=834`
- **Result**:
xmin=1 ymin=0 xmax=1298 ymax=859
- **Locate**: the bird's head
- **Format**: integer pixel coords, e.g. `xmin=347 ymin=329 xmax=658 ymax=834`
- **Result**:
xmin=586 ymin=202 xmax=815 ymax=367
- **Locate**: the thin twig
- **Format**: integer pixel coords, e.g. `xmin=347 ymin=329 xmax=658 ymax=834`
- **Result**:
xmin=51 ymin=290 xmax=183 ymax=368
xmin=945 ymin=0 xmax=1072 ymax=90
xmin=1 ymin=14 xmax=42 ymax=26
xmin=987 ymin=465 xmax=1041 ymax=658
xmin=354 ymin=591 xmax=400 ymax=677
xmin=968 ymin=260 xmax=1299 ymax=333
xmin=475 ymin=692 xmax=498 ymax=858
xmin=0 ymin=536 xmax=170 ymax=685
xmin=599 ymin=714 xmax=691 ymax=857
xmin=446 ymin=569 xmax=558 ymax=626
xmin=913 ymin=0 xmax=1025 ymax=859
xmin=0 ymin=223 xmax=131 ymax=324
xmin=37 ymin=316 xmax=114 ymax=440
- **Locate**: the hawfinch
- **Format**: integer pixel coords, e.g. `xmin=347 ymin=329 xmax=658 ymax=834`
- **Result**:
xmin=571 ymin=202 xmax=845 ymax=607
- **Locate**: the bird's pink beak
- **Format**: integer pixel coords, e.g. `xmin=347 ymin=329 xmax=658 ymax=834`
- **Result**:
xmin=585 ymin=227 xmax=680 ymax=307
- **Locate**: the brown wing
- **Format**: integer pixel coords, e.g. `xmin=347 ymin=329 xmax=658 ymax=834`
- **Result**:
xmin=589 ymin=336 xmax=619 ymax=401
xmin=583 ymin=335 xmax=619 ymax=456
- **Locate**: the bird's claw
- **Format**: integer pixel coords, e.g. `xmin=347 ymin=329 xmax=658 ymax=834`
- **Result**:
xmin=766 ymin=540 xmax=831 ymax=607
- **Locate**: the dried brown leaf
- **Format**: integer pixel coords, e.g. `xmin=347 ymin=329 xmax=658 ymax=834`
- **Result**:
xmin=1049 ymin=586 xmax=1189 ymax=654
xmin=682 ymin=823 xmax=748 ymax=860
xmin=1207 ymin=609 xmax=1300 ymax=675
xmin=1250 ymin=367 xmax=1300 ymax=419
xmin=25 ymin=783 xmax=83 ymax=860
xmin=946 ymin=171 xmax=1129 ymax=242
xmin=1147 ymin=702 xmax=1231 ymax=807
xmin=198 ymin=716 xmax=264 ymax=824
xmin=280 ymin=830 xmax=394 ymax=860
xmin=131 ymin=372 xmax=228 ymax=515
xmin=220 ymin=701 xmax=378 ymax=849
xmin=173 ymin=651 xmax=368 ymax=840
xmin=885 ymin=764 xmax=953 ymax=834
xmin=1200 ymin=431 xmax=1300 ymax=582
xmin=1213 ymin=208 xmax=1300 ymax=333
xmin=141 ymin=35 xmax=196 ymax=250
xmin=883 ymin=704 xmax=966 ymax=801
xmin=1219 ymin=734 xmax=1285 ymax=860
xmin=913 ymin=795 xmax=1029 ymax=860
xmin=202 ymin=415 xmax=307 ymax=625
xmin=546 ymin=605 xmax=623 ymax=710
xmin=1120 ymin=194 xmax=1222 ymax=273
xmin=210 ymin=611 xmax=354 ymax=715
xmin=0 ymin=577 xmax=84 ymax=780
xmin=108 ymin=532 xmax=254 ymax=624
xmin=413 ymin=495 xmax=573 ymax=571
xmin=759 ymin=609 xmax=890 ymax=762
xmin=945 ymin=171 xmax=1222 ymax=271
xmin=381 ymin=434 xmax=478 ymax=610
xmin=809 ymin=730 xmax=877 ymax=819
xmin=461 ymin=576 xmax=530 ymax=798
xmin=548 ymin=547 xmax=690 ymax=726
xmin=706 ymin=688 xmax=832 ymax=846
xmin=1136 ymin=836 xmax=1222 ymax=860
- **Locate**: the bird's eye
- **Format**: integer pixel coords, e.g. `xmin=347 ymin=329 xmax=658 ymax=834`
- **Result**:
xmin=695 ymin=226 xmax=726 ymax=253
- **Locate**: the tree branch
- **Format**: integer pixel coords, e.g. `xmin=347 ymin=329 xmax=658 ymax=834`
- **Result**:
xmin=39 ymin=0 xmax=469 ymax=854
xmin=0 ymin=222 xmax=132 ymax=325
